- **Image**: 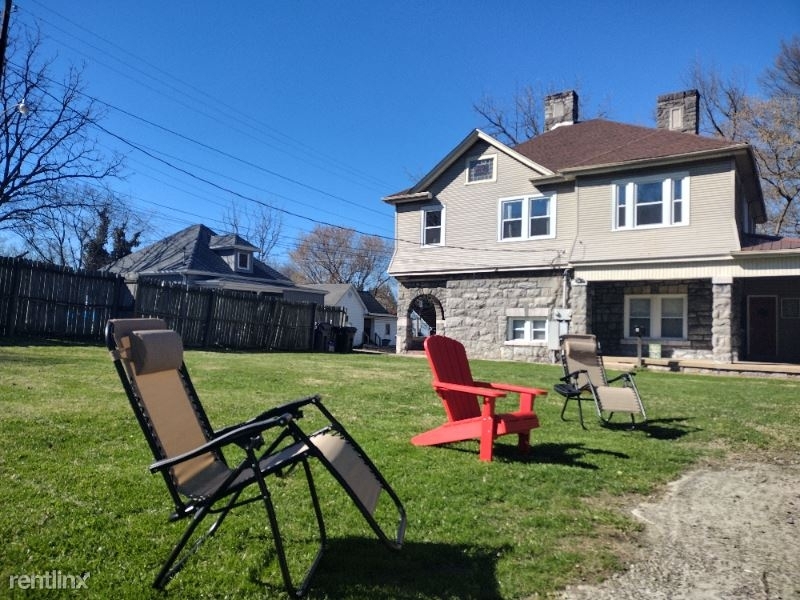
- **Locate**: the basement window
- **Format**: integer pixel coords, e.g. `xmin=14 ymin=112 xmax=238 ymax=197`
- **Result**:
xmin=506 ymin=318 xmax=547 ymax=344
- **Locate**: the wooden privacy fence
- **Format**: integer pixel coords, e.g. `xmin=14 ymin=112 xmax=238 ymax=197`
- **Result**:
xmin=135 ymin=278 xmax=346 ymax=350
xmin=0 ymin=256 xmax=127 ymax=338
xmin=0 ymin=257 xmax=346 ymax=351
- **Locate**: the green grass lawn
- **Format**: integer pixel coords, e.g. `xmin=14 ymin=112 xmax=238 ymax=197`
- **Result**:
xmin=1 ymin=339 xmax=799 ymax=599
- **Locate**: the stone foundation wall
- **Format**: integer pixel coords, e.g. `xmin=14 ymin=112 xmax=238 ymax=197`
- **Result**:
xmin=591 ymin=279 xmax=716 ymax=359
xmin=397 ymin=272 xmax=563 ymax=362
xmin=398 ymin=274 xmax=739 ymax=364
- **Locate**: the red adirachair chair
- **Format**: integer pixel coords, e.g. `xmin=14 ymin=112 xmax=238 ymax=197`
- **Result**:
xmin=412 ymin=335 xmax=547 ymax=462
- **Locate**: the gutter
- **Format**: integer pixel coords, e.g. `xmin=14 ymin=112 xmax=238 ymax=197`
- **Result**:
xmin=731 ymin=249 xmax=800 ymax=259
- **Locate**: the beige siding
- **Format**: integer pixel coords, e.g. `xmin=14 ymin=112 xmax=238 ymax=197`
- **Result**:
xmin=578 ymin=256 xmax=800 ymax=281
xmin=389 ymin=141 xmax=573 ymax=275
xmin=389 ymin=151 xmax=746 ymax=277
xmin=569 ymin=159 xmax=740 ymax=265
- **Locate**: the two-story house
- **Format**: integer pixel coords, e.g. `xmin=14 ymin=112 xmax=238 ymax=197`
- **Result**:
xmin=384 ymin=90 xmax=800 ymax=364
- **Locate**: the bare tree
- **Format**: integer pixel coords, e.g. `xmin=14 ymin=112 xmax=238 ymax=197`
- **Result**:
xmin=689 ymin=37 xmax=800 ymax=235
xmin=287 ymin=225 xmax=392 ymax=293
xmin=474 ymin=83 xmax=609 ymax=146
xmin=473 ymin=84 xmax=547 ymax=146
xmin=222 ymin=199 xmax=283 ymax=261
xmin=688 ymin=59 xmax=750 ymax=141
xmin=0 ymin=27 xmax=122 ymax=234
xmin=13 ymin=185 xmax=143 ymax=268
xmin=762 ymin=36 xmax=800 ymax=97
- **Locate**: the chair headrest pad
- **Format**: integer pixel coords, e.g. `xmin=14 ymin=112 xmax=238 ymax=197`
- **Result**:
xmin=130 ymin=329 xmax=184 ymax=374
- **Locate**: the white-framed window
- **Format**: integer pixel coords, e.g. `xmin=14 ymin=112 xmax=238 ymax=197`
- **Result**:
xmin=421 ymin=206 xmax=444 ymax=246
xmin=624 ymin=294 xmax=687 ymax=339
xmin=466 ymin=154 xmax=496 ymax=184
xmin=506 ymin=318 xmax=548 ymax=343
xmin=236 ymin=251 xmax=251 ymax=271
xmin=499 ymin=194 xmax=555 ymax=241
xmin=613 ymin=174 xmax=689 ymax=230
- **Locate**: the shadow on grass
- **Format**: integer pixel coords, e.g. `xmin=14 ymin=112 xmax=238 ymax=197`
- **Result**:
xmin=602 ymin=417 xmax=700 ymax=440
xmin=499 ymin=441 xmax=630 ymax=469
xmin=297 ymin=537 xmax=506 ymax=599
xmin=0 ymin=335 xmax=103 ymax=348
xmin=431 ymin=441 xmax=630 ymax=469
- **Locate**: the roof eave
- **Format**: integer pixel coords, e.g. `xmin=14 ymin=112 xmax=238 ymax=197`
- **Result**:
xmin=389 ymin=263 xmax=568 ymax=278
xmin=732 ymin=249 xmax=800 ymax=258
xmin=384 ymin=129 xmax=554 ymax=204
xmin=382 ymin=191 xmax=433 ymax=205
xmin=560 ymin=145 xmax=752 ymax=178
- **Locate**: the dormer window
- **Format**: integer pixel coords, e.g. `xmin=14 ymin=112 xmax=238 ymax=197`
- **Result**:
xmin=236 ymin=251 xmax=251 ymax=271
xmin=466 ymin=154 xmax=496 ymax=184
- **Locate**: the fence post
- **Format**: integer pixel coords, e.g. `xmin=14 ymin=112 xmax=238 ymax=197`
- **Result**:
xmin=202 ymin=289 xmax=216 ymax=349
xmin=4 ymin=258 xmax=21 ymax=336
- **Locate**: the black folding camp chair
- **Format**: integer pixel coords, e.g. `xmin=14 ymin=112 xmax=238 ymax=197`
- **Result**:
xmin=105 ymin=318 xmax=406 ymax=597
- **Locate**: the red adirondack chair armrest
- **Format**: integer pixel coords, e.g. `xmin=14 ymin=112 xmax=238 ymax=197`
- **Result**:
xmin=487 ymin=382 xmax=547 ymax=413
xmin=433 ymin=380 xmax=506 ymax=418
xmin=488 ymin=382 xmax=547 ymax=396
xmin=432 ymin=381 xmax=507 ymax=399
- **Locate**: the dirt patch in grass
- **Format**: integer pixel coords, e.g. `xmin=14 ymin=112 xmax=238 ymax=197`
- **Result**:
xmin=557 ymin=455 xmax=800 ymax=599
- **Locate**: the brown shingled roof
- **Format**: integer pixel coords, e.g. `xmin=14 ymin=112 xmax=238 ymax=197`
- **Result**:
xmin=513 ymin=119 xmax=741 ymax=172
xmin=740 ymin=234 xmax=800 ymax=252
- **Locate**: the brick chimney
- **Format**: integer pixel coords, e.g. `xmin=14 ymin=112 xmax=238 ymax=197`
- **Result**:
xmin=544 ymin=90 xmax=579 ymax=131
xmin=656 ymin=90 xmax=699 ymax=134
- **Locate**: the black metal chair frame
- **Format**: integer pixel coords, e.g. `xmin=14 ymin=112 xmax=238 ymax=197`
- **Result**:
xmin=106 ymin=319 xmax=406 ymax=597
xmin=555 ymin=334 xmax=646 ymax=429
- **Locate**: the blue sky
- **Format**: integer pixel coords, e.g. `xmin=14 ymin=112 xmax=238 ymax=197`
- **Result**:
xmin=11 ymin=0 xmax=800 ymax=262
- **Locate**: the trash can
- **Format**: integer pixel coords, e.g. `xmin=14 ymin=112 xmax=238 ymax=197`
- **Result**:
xmin=648 ymin=343 xmax=662 ymax=359
xmin=314 ymin=323 xmax=332 ymax=352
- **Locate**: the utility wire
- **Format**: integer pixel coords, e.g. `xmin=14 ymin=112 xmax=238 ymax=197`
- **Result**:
xmin=22 ymin=0 xmax=394 ymax=192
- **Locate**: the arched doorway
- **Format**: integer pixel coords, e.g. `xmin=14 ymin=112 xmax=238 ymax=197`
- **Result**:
xmin=407 ymin=294 xmax=444 ymax=350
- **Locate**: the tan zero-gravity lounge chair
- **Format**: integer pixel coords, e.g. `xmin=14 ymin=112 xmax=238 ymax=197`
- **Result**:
xmin=555 ymin=334 xmax=647 ymax=428
xmin=106 ymin=318 xmax=406 ymax=597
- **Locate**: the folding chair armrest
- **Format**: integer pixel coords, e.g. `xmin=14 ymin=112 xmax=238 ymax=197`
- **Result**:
xmin=213 ymin=394 xmax=320 ymax=439
xmin=554 ymin=382 xmax=581 ymax=397
xmin=607 ymin=372 xmax=635 ymax=384
xmin=149 ymin=413 xmax=293 ymax=474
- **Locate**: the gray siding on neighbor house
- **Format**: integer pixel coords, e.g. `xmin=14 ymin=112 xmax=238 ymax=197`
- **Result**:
xmin=390 ymin=141 xmax=571 ymax=275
